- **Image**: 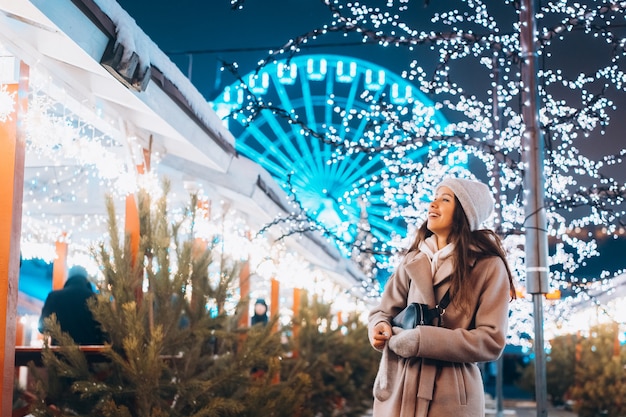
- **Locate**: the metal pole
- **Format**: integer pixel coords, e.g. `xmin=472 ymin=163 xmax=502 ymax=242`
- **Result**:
xmin=519 ymin=1 xmax=550 ymax=416
xmin=491 ymin=51 xmax=506 ymax=417
xmin=496 ymin=355 xmax=504 ymax=417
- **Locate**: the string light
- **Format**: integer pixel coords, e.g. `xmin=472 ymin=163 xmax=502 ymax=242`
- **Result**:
xmin=213 ymin=1 xmax=626 ymax=336
xmin=4 ymin=54 xmax=366 ymax=329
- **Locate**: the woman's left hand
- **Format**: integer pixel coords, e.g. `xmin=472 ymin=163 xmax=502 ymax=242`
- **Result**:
xmin=388 ymin=327 xmax=420 ymax=358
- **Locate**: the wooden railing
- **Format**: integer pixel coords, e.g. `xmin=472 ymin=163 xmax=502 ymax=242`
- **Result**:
xmin=14 ymin=345 xmax=108 ymax=367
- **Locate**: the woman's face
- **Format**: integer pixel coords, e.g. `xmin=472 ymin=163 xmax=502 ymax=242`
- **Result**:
xmin=427 ymin=186 xmax=456 ymax=241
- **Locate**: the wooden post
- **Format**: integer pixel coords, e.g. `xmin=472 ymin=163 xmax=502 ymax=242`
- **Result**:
xmin=15 ymin=319 xmax=24 ymax=347
xmin=270 ymin=278 xmax=279 ymax=333
xmin=269 ymin=278 xmax=281 ymax=384
xmin=190 ymin=198 xmax=209 ymax=315
xmin=14 ymin=318 xmax=26 ymax=390
xmin=190 ymin=237 xmax=208 ymax=315
xmin=125 ymin=194 xmax=140 ymax=266
xmin=52 ymin=234 xmax=68 ymax=290
xmin=0 ymin=59 xmax=28 ymax=417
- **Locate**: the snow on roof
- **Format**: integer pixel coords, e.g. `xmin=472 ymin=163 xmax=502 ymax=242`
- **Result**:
xmin=92 ymin=0 xmax=232 ymax=143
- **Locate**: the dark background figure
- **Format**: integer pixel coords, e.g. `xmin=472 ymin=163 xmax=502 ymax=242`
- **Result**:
xmin=250 ymin=298 xmax=269 ymax=326
xmin=38 ymin=265 xmax=106 ymax=345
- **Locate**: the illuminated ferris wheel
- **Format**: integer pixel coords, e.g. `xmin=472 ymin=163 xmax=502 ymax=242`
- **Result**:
xmin=213 ymin=54 xmax=449 ymax=255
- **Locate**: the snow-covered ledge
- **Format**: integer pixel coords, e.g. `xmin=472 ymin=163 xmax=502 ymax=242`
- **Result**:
xmin=27 ymin=0 xmax=236 ymax=172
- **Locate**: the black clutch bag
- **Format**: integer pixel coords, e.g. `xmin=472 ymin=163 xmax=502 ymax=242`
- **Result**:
xmin=391 ymin=289 xmax=450 ymax=328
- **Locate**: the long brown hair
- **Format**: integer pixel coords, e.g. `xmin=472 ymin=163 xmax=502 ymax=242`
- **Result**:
xmin=407 ymin=196 xmax=517 ymax=315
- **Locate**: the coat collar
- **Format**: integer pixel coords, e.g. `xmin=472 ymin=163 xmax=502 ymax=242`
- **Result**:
xmin=404 ymin=252 xmax=438 ymax=305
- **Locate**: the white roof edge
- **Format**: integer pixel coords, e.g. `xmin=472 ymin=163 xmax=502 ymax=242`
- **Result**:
xmin=90 ymin=0 xmax=237 ymax=149
xmin=27 ymin=0 xmax=236 ymax=166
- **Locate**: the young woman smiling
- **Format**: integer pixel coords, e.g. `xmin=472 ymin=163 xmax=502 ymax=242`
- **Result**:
xmin=368 ymin=176 xmax=517 ymax=417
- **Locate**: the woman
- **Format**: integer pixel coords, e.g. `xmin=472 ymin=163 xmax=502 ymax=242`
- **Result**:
xmin=368 ymin=177 xmax=516 ymax=417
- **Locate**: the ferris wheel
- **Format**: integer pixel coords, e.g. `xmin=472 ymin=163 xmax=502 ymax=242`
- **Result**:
xmin=212 ymin=54 xmax=449 ymax=257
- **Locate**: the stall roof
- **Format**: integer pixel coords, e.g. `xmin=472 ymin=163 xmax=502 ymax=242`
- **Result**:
xmin=0 ymin=0 xmax=366 ymax=297
xmin=1 ymin=0 xmax=236 ymax=172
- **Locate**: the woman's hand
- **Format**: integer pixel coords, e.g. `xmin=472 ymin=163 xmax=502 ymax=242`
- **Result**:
xmin=370 ymin=321 xmax=392 ymax=349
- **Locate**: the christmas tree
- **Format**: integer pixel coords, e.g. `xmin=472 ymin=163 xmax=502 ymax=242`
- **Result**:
xmin=25 ymin=181 xmax=381 ymax=417
xmin=28 ymin=183 xmax=311 ymax=417
xmin=516 ymin=323 xmax=626 ymax=416
xmin=546 ymin=334 xmax=576 ymax=407
xmin=282 ymin=293 xmax=379 ymax=417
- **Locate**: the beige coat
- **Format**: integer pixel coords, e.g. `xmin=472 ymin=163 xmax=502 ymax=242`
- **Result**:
xmin=368 ymin=250 xmax=511 ymax=417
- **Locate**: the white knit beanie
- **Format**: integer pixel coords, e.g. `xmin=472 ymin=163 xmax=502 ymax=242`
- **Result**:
xmin=437 ymin=177 xmax=494 ymax=231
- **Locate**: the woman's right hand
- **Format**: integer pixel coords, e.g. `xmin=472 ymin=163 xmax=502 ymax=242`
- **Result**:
xmin=369 ymin=321 xmax=392 ymax=349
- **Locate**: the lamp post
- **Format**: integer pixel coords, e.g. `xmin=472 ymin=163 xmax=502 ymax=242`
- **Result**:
xmin=519 ymin=1 xmax=550 ymax=416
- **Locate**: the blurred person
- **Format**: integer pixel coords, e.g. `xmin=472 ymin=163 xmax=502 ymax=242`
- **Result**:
xmin=39 ymin=265 xmax=106 ymax=345
xmin=250 ymin=298 xmax=269 ymax=326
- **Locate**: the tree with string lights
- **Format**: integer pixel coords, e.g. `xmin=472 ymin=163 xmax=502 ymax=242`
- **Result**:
xmin=218 ymin=0 xmax=626 ymax=332
xmin=212 ymin=2 xmax=626 ymax=412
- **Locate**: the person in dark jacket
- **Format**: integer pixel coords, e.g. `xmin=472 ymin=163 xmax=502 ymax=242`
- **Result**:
xmin=250 ymin=298 xmax=269 ymax=326
xmin=39 ymin=265 xmax=106 ymax=345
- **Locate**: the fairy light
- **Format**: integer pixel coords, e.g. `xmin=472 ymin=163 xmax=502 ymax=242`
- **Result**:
xmin=2 ymin=50 xmax=370 ymax=348
xmin=210 ymin=1 xmax=626 ymax=333
xmin=11 ymin=1 xmax=626 ymax=340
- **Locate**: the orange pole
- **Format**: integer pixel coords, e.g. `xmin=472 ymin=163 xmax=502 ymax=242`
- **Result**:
xmin=143 ymin=140 xmax=152 ymax=172
xmin=15 ymin=319 xmax=24 ymax=347
xmin=125 ymin=194 xmax=140 ymax=266
xmin=13 ymin=318 xmax=24 ymax=387
xmin=614 ymin=322 xmax=621 ymax=357
xmin=125 ymin=193 xmax=142 ymax=305
xmin=238 ymin=260 xmax=250 ymax=327
xmin=292 ymin=288 xmax=301 ymax=358
xmin=191 ymin=237 xmax=208 ymax=259
xmin=0 ymin=61 xmax=28 ymax=417
xmin=190 ymin=238 xmax=207 ymax=314
xmin=270 ymin=278 xmax=279 ymax=333
xmin=268 ymin=278 xmax=281 ymax=384
xmin=198 ymin=198 xmax=211 ymax=217
xmin=52 ymin=235 xmax=68 ymax=290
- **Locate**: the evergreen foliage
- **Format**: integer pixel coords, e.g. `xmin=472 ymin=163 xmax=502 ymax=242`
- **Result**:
xmin=28 ymin=186 xmax=310 ymax=416
xmin=570 ymin=324 xmax=626 ymax=417
xmin=25 ymin=185 xmax=379 ymax=417
xmin=282 ymin=294 xmax=380 ymax=417
xmin=546 ymin=334 xmax=576 ymax=407
xmin=517 ymin=324 xmax=626 ymax=416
